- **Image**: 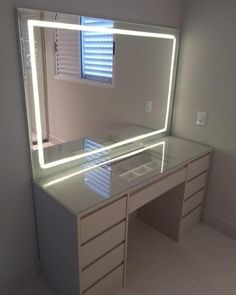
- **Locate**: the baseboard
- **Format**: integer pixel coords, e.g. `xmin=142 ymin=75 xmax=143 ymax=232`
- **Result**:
xmin=0 ymin=262 xmax=40 ymax=295
xmin=202 ymin=211 xmax=236 ymax=240
xmin=49 ymin=134 xmax=65 ymax=144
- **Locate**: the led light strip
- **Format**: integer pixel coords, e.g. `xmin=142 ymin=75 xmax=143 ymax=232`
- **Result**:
xmin=160 ymin=141 xmax=166 ymax=173
xmin=44 ymin=141 xmax=165 ymax=187
xmin=28 ymin=19 xmax=176 ymax=169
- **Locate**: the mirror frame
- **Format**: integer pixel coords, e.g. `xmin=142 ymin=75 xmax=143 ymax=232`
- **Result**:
xmin=17 ymin=8 xmax=180 ymax=175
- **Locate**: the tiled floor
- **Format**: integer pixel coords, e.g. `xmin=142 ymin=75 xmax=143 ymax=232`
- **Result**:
xmin=13 ymin=218 xmax=236 ymax=295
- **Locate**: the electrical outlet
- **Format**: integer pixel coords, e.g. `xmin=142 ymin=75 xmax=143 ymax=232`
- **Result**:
xmin=196 ymin=111 xmax=208 ymax=126
xmin=145 ymin=100 xmax=153 ymax=113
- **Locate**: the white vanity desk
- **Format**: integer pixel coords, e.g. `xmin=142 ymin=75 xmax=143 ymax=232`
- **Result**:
xmin=33 ymin=135 xmax=212 ymax=295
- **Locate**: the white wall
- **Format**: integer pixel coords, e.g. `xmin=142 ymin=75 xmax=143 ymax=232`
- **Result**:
xmin=44 ymin=28 xmax=173 ymax=142
xmin=0 ymin=0 xmax=182 ymax=292
xmin=172 ymin=0 xmax=236 ymax=238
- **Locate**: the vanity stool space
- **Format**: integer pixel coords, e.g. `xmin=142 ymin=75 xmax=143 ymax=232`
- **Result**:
xmin=33 ymin=136 xmax=212 ymax=295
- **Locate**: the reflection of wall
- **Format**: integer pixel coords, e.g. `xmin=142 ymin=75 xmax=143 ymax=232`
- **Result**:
xmin=172 ymin=0 xmax=236 ymax=238
xmin=19 ymin=11 xmax=48 ymax=142
xmin=0 ymin=0 xmax=182 ymax=293
xmin=44 ymin=27 xmax=173 ymax=142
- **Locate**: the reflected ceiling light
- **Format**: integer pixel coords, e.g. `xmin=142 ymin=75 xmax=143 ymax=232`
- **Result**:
xmin=44 ymin=141 xmax=165 ymax=187
xmin=28 ymin=19 xmax=176 ymax=169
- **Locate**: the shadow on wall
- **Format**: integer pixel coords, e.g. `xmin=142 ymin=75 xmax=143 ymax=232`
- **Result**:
xmin=203 ymin=148 xmax=236 ymax=239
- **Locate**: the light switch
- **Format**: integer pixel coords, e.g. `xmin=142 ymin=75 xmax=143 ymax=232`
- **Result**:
xmin=196 ymin=111 xmax=208 ymax=126
xmin=145 ymin=100 xmax=153 ymax=113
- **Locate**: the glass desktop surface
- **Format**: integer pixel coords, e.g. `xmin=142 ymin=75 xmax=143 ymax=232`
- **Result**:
xmin=35 ymin=135 xmax=211 ymax=214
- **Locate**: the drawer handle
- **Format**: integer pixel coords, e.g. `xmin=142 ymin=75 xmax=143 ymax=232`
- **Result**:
xmin=182 ymin=204 xmax=201 ymax=219
xmin=83 ymin=263 xmax=124 ymax=294
xmin=81 ymin=242 xmax=125 ymax=271
xmin=184 ymin=188 xmax=204 ymax=201
xmin=81 ymin=219 xmax=126 ymax=247
xmin=187 ymin=170 xmax=207 ymax=183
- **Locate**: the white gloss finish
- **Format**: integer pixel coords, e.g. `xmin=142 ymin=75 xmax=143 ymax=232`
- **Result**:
xmin=37 ymin=136 xmax=211 ymax=215
xmin=27 ymin=19 xmax=177 ymax=170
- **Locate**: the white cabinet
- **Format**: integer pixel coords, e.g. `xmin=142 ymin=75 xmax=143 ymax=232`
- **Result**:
xmin=33 ymin=145 xmax=211 ymax=295
xmin=78 ymin=198 xmax=127 ymax=294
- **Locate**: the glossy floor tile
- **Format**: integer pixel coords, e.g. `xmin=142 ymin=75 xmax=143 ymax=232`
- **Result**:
xmin=12 ymin=277 xmax=54 ymax=295
xmin=118 ymin=218 xmax=236 ymax=295
xmin=13 ymin=218 xmax=236 ymax=295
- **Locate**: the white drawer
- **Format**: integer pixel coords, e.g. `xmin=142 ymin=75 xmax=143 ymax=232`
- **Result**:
xmin=184 ymin=172 xmax=206 ymax=200
xmin=187 ymin=154 xmax=210 ymax=181
xmin=182 ymin=189 xmax=204 ymax=216
xmin=81 ymin=221 xmax=126 ymax=269
xmin=80 ymin=197 xmax=126 ymax=244
xmin=84 ymin=265 xmax=124 ymax=295
xmin=179 ymin=206 xmax=202 ymax=237
xmin=81 ymin=243 xmax=125 ymax=291
xmin=129 ymin=168 xmax=186 ymax=213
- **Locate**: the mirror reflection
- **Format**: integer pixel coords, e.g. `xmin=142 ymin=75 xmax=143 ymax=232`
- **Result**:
xmin=18 ymin=8 xmax=178 ymax=176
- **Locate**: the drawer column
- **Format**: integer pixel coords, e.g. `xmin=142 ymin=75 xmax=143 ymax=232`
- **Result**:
xmin=179 ymin=154 xmax=211 ymax=238
xmin=78 ymin=196 xmax=128 ymax=295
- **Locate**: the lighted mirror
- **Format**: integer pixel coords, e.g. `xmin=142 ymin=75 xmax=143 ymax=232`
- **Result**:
xmin=17 ymin=8 xmax=179 ymax=178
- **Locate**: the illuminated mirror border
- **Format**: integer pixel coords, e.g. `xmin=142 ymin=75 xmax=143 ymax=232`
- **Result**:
xmin=43 ymin=141 xmax=165 ymax=187
xmin=25 ymin=16 xmax=178 ymax=170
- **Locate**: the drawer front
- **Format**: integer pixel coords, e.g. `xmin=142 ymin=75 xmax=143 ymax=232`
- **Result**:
xmin=80 ymin=197 xmax=126 ymax=244
xmin=184 ymin=172 xmax=206 ymax=200
xmin=179 ymin=206 xmax=202 ymax=237
xmin=187 ymin=154 xmax=210 ymax=181
xmin=84 ymin=265 xmax=123 ymax=295
xmin=182 ymin=189 xmax=204 ymax=217
xmin=129 ymin=168 xmax=186 ymax=213
xmin=81 ymin=243 xmax=125 ymax=291
xmin=81 ymin=221 xmax=126 ymax=269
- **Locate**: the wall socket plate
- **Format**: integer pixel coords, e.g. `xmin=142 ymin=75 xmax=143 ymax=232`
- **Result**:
xmin=145 ymin=100 xmax=153 ymax=113
xmin=196 ymin=111 xmax=208 ymax=126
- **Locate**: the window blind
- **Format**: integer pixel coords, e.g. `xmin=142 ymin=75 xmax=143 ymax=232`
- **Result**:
xmin=81 ymin=17 xmax=114 ymax=83
xmin=84 ymin=138 xmax=111 ymax=198
xmin=54 ymin=13 xmax=81 ymax=78
xmin=54 ymin=15 xmax=114 ymax=83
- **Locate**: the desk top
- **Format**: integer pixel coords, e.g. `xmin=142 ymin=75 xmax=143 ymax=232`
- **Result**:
xmin=35 ymin=135 xmax=211 ymax=215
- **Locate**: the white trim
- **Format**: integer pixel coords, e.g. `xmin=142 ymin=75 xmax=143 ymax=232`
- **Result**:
xmin=49 ymin=134 xmax=65 ymax=144
xmin=202 ymin=211 xmax=236 ymax=240
xmin=28 ymin=19 xmax=177 ymax=169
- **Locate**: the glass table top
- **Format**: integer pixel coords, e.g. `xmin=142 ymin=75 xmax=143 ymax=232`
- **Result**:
xmin=35 ymin=135 xmax=212 ymax=214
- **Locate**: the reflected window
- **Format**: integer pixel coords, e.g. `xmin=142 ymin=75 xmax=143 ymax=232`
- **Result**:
xmin=84 ymin=138 xmax=111 ymax=198
xmin=54 ymin=13 xmax=81 ymax=79
xmin=81 ymin=17 xmax=114 ymax=83
xmin=54 ymin=14 xmax=114 ymax=84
